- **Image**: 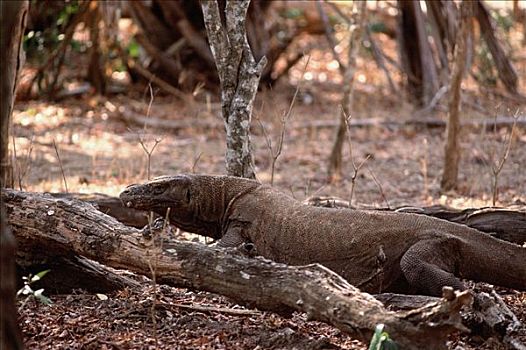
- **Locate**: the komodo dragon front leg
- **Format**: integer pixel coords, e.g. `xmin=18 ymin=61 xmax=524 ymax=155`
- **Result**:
xmin=216 ymin=224 xmax=250 ymax=248
xmin=216 ymin=224 xmax=259 ymax=257
xmin=400 ymin=237 xmax=464 ymax=296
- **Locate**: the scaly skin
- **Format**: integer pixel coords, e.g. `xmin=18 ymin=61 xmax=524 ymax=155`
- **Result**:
xmin=120 ymin=174 xmax=526 ymax=296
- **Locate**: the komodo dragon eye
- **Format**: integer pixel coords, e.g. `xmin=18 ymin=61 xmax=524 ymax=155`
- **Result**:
xmin=185 ymin=189 xmax=191 ymax=203
xmin=150 ymin=185 xmax=165 ymax=196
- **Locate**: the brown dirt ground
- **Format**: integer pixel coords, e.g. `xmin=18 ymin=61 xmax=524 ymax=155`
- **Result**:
xmin=11 ymin=6 xmax=526 ymax=349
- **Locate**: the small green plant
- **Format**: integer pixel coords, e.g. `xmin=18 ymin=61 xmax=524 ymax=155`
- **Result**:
xmin=368 ymin=324 xmax=397 ymax=350
xmin=17 ymin=270 xmax=53 ymax=309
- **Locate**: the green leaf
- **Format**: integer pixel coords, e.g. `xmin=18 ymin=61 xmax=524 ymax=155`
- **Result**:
xmin=368 ymin=324 xmax=385 ymax=350
xmin=368 ymin=324 xmax=398 ymax=350
xmin=31 ymin=269 xmax=51 ymax=282
xmin=127 ymin=40 xmax=140 ymax=59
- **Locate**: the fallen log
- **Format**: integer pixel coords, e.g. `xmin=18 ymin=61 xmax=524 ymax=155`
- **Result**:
xmin=117 ymin=112 xmax=525 ymax=133
xmin=47 ymin=192 xmax=151 ymax=228
xmin=394 ymin=205 xmax=526 ymax=245
xmin=2 ymin=188 xmax=472 ymax=350
xmin=305 ymin=197 xmax=526 ymax=245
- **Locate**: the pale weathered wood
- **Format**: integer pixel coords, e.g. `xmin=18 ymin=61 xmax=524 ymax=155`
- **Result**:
xmin=48 ymin=192 xmax=151 ymax=228
xmin=376 ymin=291 xmax=525 ymax=347
xmin=2 ymin=189 xmax=474 ymax=350
xmin=201 ymin=0 xmax=267 ymax=179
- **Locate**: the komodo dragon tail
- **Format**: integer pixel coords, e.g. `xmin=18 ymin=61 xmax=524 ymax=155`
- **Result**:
xmin=462 ymin=232 xmax=526 ymax=291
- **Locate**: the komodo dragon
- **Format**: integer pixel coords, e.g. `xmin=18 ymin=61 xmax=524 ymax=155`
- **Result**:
xmin=120 ymin=174 xmax=526 ymax=296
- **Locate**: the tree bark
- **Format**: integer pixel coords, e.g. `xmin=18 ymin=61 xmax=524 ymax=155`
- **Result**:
xmin=327 ymin=1 xmax=367 ymax=182
xmin=1 ymin=204 xmax=23 ymax=350
xmin=201 ymin=0 xmax=266 ymax=179
xmin=441 ymin=1 xmax=474 ymax=191
xmin=476 ymin=0 xmax=519 ymax=95
xmin=2 ymin=188 xmax=474 ymax=350
xmin=87 ymin=2 xmax=107 ymax=95
xmin=425 ymin=0 xmax=458 ymax=82
xmin=397 ymin=0 xmax=439 ymax=106
xmin=0 ymin=0 xmax=28 ymax=188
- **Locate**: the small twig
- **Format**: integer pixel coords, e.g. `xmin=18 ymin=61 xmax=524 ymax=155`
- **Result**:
xmin=258 ymin=56 xmax=310 ymax=186
xmin=143 ymin=83 xmax=156 ymax=134
xmin=20 ymin=135 xmax=35 ymax=189
xmin=489 ymin=109 xmax=519 ymax=206
xmin=11 ymin=135 xmax=20 ymax=190
xmin=52 ymin=139 xmax=68 ymax=193
xmin=342 ymin=109 xmax=370 ymax=204
xmin=137 ymin=84 xmax=163 ymax=180
xmin=420 ymin=138 xmax=429 ymax=200
xmin=366 ymin=164 xmax=390 ymax=209
xmin=160 ymin=302 xmax=260 ymax=316
xmin=414 ymin=86 xmax=449 ymax=117
xmin=191 ymin=152 xmax=203 ymax=174
xmin=12 ymin=134 xmax=35 ymax=191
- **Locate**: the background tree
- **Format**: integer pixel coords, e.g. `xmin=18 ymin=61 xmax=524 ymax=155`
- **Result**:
xmin=1 ymin=1 xmax=28 ymax=349
xmin=1 ymin=0 xmax=28 ymax=188
xmin=201 ymin=0 xmax=266 ymax=179
xmin=326 ymin=1 xmax=368 ymax=182
xmin=441 ymin=1 xmax=475 ymax=191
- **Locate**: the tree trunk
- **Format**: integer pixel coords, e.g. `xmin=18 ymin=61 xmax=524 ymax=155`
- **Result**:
xmin=397 ymin=0 xmax=439 ymax=106
xmin=441 ymin=1 xmax=474 ymax=191
xmin=87 ymin=3 xmax=107 ymax=95
xmin=2 ymin=188 xmax=474 ymax=350
xmin=476 ymin=0 xmax=519 ymax=94
xmin=0 ymin=0 xmax=28 ymax=188
xmin=1 ymin=204 xmax=23 ymax=350
xmin=327 ymin=1 xmax=367 ymax=182
xmin=201 ymin=0 xmax=266 ymax=179
xmin=425 ymin=0 xmax=458 ymax=82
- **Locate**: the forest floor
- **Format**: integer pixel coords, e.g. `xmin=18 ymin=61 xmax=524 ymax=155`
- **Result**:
xmin=11 ymin=13 xmax=526 ymax=349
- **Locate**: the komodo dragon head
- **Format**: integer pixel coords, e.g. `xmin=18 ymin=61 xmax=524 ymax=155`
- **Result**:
xmin=120 ymin=174 xmax=260 ymax=239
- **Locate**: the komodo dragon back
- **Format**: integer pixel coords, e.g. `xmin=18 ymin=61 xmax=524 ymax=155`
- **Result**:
xmin=120 ymin=174 xmax=526 ymax=297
